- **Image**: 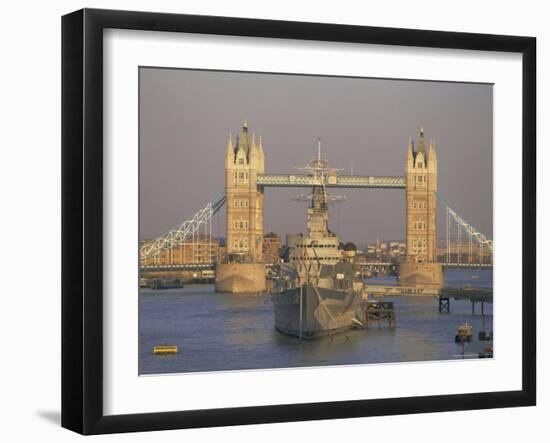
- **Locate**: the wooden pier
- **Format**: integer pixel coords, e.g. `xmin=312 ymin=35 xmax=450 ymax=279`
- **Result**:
xmin=364 ymin=285 xmax=440 ymax=297
xmin=354 ymin=301 xmax=396 ymax=329
xmin=363 ymin=284 xmax=492 ymax=315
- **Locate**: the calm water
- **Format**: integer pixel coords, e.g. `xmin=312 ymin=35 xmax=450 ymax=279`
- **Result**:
xmin=139 ymin=270 xmax=493 ymax=374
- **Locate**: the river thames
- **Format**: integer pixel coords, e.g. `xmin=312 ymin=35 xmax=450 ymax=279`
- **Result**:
xmin=139 ymin=269 xmax=492 ymax=375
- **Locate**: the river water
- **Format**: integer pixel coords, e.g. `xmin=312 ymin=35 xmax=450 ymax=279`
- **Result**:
xmin=139 ymin=269 xmax=492 ymax=375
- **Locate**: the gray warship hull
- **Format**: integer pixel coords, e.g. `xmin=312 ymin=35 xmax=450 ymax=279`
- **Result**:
xmin=271 ymin=284 xmax=362 ymax=339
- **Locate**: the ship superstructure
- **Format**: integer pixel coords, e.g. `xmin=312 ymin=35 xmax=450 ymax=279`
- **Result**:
xmin=271 ymin=142 xmax=363 ymax=339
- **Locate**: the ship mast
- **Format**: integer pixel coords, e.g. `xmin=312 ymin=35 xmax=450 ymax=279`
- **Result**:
xmin=293 ymin=139 xmax=345 ymax=238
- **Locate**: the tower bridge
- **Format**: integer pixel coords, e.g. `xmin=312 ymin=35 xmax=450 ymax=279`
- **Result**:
xmin=140 ymin=119 xmax=493 ymax=293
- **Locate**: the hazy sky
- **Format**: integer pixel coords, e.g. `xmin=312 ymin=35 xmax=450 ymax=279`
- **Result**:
xmin=139 ymin=68 xmax=492 ymax=247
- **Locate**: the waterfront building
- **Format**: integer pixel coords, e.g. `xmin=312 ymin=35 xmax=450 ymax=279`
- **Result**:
xmin=365 ymin=239 xmax=406 ymax=259
xmin=140 ymin=235 xmax=219 ymax=266
xmin=262 ymin=231 xmax=282 ymax=264
xmin=342 ymin=242 xmax=357 ymax=262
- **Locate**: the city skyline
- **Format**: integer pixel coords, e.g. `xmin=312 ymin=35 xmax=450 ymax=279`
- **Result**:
xmin=139 ymin=68 xmax=493 ymax=246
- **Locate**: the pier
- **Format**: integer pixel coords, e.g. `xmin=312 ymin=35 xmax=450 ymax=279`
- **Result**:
xmin=363 ymin=284 xmax=492 ymax=315
xmin=354 ymin=301 xmax=396 ymax=329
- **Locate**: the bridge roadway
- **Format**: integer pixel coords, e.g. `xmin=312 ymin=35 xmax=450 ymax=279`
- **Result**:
xmin=256 ymin=174 xmax=406 ymax=188
xmin=140 ymin=261 xmax=492 ymax=273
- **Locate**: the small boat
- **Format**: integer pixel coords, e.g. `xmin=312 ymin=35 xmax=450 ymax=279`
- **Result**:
xmin=153 ymin=345 xmax=178 ymax=355
xmin=455 ymin=322 xmax=473 ymax=343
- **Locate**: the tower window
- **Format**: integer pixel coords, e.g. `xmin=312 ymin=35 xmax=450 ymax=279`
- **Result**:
xmin=239 ymin=159 xmax=244 ymax=165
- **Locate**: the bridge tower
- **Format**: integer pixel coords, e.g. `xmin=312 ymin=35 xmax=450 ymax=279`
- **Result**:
xmin=216 ymin=119 xmax=267 ymax=293
xmin=224 ymin=119 xmax=265 ymax=261
xmin=399 ymin=127 xmax=444 ymax=288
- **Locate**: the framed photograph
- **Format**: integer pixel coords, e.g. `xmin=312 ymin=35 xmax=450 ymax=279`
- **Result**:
xmin=61 ymin=8 xmax=536 ymax=435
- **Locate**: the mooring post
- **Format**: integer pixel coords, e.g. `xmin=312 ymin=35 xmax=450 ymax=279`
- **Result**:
xmin=438 ymin=296 xmax=450 ymax=313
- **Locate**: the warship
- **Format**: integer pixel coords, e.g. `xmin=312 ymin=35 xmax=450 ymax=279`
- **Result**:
xmin=271 ymin=143 xmax=364 ymax=339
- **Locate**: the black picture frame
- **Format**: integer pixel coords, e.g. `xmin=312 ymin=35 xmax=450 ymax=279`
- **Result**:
xmin=61 ymin=8 xmax=536 ymax=435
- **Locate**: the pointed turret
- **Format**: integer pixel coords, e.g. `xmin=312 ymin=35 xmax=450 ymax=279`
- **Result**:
xmin=428 ymin=139 xmax=438 ymax=171
xmin=226 ymin=131 xmax=234 ymax=155
xmin=406 ymin=137 xmax=414 ymax=171
xmin=249 ymin=133 xmax=258 ymax=167
xmin=225 ymin=131 xmax=234 ymax=167
xmin=258 ymin=135 xmax=265 ymax=172
xmin=258 ymin=135 xmax=264 ymax=156
xmin=237 ymin=117 xmax=250 ymax=156
xmin=417 ymin=126 xmax=426 ymax=155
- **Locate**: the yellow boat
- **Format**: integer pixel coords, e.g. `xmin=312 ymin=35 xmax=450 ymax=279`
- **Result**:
xmin=153 ymin=345 xmax=178 ymax=355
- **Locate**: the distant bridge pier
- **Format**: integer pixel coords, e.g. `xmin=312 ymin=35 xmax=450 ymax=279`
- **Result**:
xmin=215 ymin=262 xmax=267 ymax=293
